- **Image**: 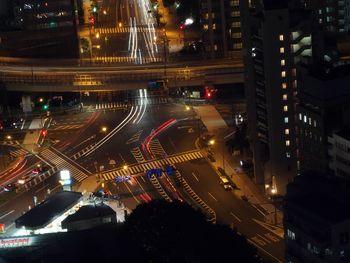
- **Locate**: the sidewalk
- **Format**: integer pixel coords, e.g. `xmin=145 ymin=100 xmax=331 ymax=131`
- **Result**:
xmin=194 ymin=105 xmax=283 ymax=225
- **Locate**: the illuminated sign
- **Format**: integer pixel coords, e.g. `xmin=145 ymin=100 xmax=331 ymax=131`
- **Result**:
xmin=0 ymin=237 xmax=31 ymax=248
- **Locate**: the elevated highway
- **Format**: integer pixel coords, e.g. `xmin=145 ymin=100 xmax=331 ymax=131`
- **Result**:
xmin=0 ymin=58 xmax=244 ymax=92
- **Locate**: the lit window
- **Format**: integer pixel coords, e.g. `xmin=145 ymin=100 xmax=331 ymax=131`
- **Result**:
xmin=286 ymin=140 xmax=290 ymax=146
xmin=304 ymin=115 xmax=307 ymax=123
xmin=287 ymin=229 xmax=296 ymax=240
xmin=280 ymin=47 xmax=285 ymax=53
xmin=283 ymin=105 xmax=288 ymax=112
xmin=282 ymin=83 xmax=287 ymax=89
xmin=283 ymin=94 xmax=288 ymax=100
xmin=279 ymin=35 xmax=284 ymax=41
xmin=281 ymin=71 xmax=286 ymax=78
xmin=314 ymin=120 xmax=317 ymax=127
xmin=284 ymin=117 xmax=289 ymax=123
xmin=281 ymin=59 xmax=285 ymax=66
xmin=285 ymin=129 xmax=290 ymax=135
xmin=308 ymin=117 xmax=312 ymax=125
xmin=286 ymin=152 xmax=291 ymax=158
xmin=299 ymin=113 xmax=302 ymax=120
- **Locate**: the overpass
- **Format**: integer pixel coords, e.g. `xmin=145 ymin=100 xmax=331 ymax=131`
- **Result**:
xmin=0 ymin=58 xmax=244 ymax=92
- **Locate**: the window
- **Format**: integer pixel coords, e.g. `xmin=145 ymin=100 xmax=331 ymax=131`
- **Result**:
xmin=284 ymin=105 xmax=288 ymax=112
xmin=299 ymin=113 xmax=302 ymax=120
xmin=281 ymin=71 xmax=286 ymax=78
xmin=287 ymin=229 xmax=296 ymax=240
xmin=304 ymin=115 xmax=307 ymax=123
xmin=282 ymin=83 xmax=287 ymax=89
xmin=283 ymin=94 xmax=288 ymax=100
xmin=203 ymin=24 xmax=208 ymax=30
xmin=212 ymin=23 xmax=216 ymax=30
xmin=281 ymin=59 xmax=285 ymax=66
xmin=308 ymin=117 xmax=312 ymax=125
xmin=232 ymin=22 xmax=241 ymax=28
xmin=286 ymin=140 xmax=290 ymax=146
xmin=285 ymin=129 xmax=290 ymax=135
xmin=280 ymin=47 xmax=285 ymax=53
xmin=279 ymin=34 xmax=284 ymax=41
xmin=284 ymin=117 xmax=289 ymax=123
xmin=286 ymin=152 xmax=291 ymax=158
xmin=314 ymin=120 xmax=317 ymax=127
xmin=292 ymin=68 xmax=297 ymax=76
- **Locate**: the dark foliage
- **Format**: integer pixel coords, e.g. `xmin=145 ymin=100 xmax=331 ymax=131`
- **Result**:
xmin=119 ymin=200 xmax=260 ymax=263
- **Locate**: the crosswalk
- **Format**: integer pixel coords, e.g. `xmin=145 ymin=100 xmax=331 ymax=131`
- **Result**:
xmin=150 ymin=175 xmax=172 ymax=202
xmin=131 ymin=147 xmax=146 ymax=163
xmin=50 ymin=124 xmax=85 ymax=131
xmin=149 ymin=139 xmax=167 ymax=158
xmin=94 ymin=97 xmax=168 ymax=110
xmin=126 ymin=130 xmax=143 ymax=145
xmin=9 ymin=148 xmax=28 ymax=158
xmin=102 ymin=150 xmax=203 ymax=181
xmin=95 ymin=26 xmax=157 ymax=34
xmin=0 ymin=140 xmax=20 ymax=146
xmin=39 ymin=147 xmax=91 ymax=182
xmin=94 ymin=56 xmax=162 ymax=64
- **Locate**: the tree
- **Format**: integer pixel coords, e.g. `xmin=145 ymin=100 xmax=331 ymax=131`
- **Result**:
xmin=119 ymin=200 xmax=260 ymax=263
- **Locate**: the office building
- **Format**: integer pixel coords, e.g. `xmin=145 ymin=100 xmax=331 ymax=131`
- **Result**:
xmin=240 ymin=0 xmax=312 ymax=194
xmin=284 ymin=172 xmax=350 ymax=262
xmin=200 ymin=0 xmax=242 ymax=58
xmin=297 ymin=63 xmax=350 ymax=175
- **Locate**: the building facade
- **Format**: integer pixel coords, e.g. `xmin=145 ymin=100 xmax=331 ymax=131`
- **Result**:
xmin=200 ymin=0 xmax=242 ymax=58
xmin=284 ymin=172 xmax=350 ymax=262
xmin=240 ymin=0 xmax=312 ymax=194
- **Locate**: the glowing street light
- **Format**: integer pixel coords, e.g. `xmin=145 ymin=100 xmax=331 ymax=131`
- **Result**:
xmin=118 ymin=22 xmax=122 ymax=28
xmin=123 ymin=165 xmax=128 ymax=170
xmin=209 ymin=139 xmax=215 ymax=146
xmin=95 ymin=33 xmax=100 ymax=39
xmin=184 ymin=17 xmax=194 ymax=26
xmin=100 ymin=126 xmax=108 ymax=133
xmin=38 ymin=97 xmax=44 ymax=103
xmin=103 ymin=10 xmax=107 ymax=15
xmin=185 ymin=106 xmax=190 ymax=111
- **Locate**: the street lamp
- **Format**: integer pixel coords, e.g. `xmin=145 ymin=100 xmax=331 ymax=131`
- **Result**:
xmin=100 ymin=126 xmax=108 ymax=133
xmin=185 ymin=105 xmax=190 ymax=111
xmin=6 ymin=135 xmax=12 ymax=140
xmin=95 ymin=33 xmax=100 ymax=39
xmin=209 ymin=139 xmax=215 ymax=146
xmin=123 ymin=165 xmax=128 ymax=170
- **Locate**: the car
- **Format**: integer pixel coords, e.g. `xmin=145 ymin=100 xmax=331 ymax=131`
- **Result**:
xmin=240 ymin=159 xmax=253 ymax=170
xmin=3 ymin=183 xmax=16 ymax=192
xmin=220 ymin=176 xmax=233 ymax=191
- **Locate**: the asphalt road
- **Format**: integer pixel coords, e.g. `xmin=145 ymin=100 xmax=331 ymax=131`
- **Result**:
xmin=0 ymin=98 xmax=284 ymax=262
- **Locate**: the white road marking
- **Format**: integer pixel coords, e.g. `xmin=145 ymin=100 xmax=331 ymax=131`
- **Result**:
xmin=230 ymin=212 xmax=242 ymax=222
xmin=208 ymin=192 xmax=218 ymax=201
xmin=192 ymin=172 xmax=199 ymax=182
xmin=258 ymin=234 xmax=271 ymax=244
xmin=0 ymin=210 xmax=15 ymax=220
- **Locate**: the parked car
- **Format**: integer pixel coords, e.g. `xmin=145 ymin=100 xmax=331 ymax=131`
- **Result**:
xmin=240 ymin=159 xmax=253 ymax=170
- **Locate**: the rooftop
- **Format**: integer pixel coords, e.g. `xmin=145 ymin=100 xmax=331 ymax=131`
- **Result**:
xmin=15 ymin=191 xmax=82 ymax=230
xmin=62 ymin=203 xmax=116 ymax=225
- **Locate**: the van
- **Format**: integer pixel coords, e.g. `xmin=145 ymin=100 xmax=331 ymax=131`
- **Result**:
xmin=220 ymin=176 xmax=232 ymax=191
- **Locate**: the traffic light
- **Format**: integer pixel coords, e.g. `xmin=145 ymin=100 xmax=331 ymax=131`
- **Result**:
xmin=42 ymin=104 xmax=49 ymax=111
xmin=205 ymin=90 xmax=212 ymax=99
xmin=179 ymin=24 xmax=185 ymax=30
xmin=89 ymin=17 xmax=95 ymax=25
xmin=41 ymin=129 xmax=48 ymax=137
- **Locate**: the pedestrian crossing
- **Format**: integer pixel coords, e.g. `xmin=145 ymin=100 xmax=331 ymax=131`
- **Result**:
xmin=102 ymin=150 xmax=203 ymax=181
xmin=94 ymin=97 xmax=168 ymax=110
xmin=149 ymin=175 xmax=172 ymax=202
xmin=94 ymin=56 xmax=162 ymax=64
xmin=39 ymin=147 xmax=91 ymax=182
xmin=0 ymin=140 xmax=20 ymax=146
xmin=9 ymin=148 xmax=28 ymax=158
xmin=50 ymin=124 xmax=85 ymax=131
xmin=95 ymin=26 xmax=157 ymax=34
xmin=149 ymin=139 xmax=167 ymax=158
xmin=131 ymin=147 xmax=146 ymax=163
